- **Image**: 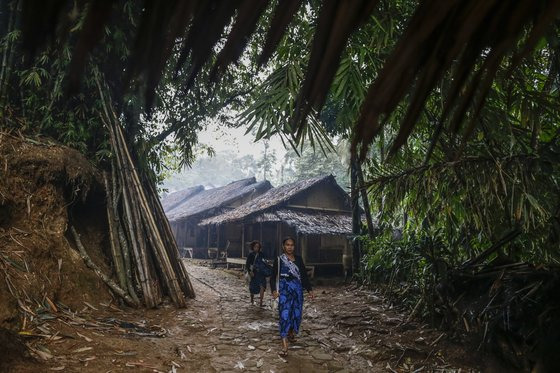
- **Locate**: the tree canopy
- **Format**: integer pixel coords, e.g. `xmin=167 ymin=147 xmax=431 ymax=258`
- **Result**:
xmin=1 ymin=0 xmax=559 ymax=261
xmin=7 ymin=0 xmax=559 ymax=158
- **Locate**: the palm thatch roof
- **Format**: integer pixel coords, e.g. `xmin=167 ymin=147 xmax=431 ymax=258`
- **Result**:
xmin=200 ymin=175 xmax=351 ymax=230
xmin=21 ymin=1 xmax=560 ymax=159
xmin=161 ymin=185 xmax=204 ymax=212
xmin=250 ymin=209 xmax=352 ymax=235
xmin=166 ymin=177 xmax=272 ymax=222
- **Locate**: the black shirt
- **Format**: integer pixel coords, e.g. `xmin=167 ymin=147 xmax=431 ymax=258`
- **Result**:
xmin=270 ymin=255 xmax=312 ymax=292
xmin=245 ymin=251 xmax=266 ymax=273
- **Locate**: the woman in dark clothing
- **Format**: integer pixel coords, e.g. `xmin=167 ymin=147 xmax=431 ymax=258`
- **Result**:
xmin=271 ymin=237 xmax=314 ymax=356
xmin=245 ymin=241 xmax=268 ymax=307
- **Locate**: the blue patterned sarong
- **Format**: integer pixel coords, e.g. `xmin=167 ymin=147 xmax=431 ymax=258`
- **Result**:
xmin=278 ymin=255 xmax=304 ymax=338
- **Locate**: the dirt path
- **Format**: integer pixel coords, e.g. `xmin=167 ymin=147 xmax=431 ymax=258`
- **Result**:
xmin=10 ymin=261 xmax=484 ymax=372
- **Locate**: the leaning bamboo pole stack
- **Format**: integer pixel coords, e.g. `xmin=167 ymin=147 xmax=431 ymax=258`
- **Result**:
xmin=94 ymin=74 xmax=195 ymax=307
xmin=145 ymin=181 xmax=195 ymax=298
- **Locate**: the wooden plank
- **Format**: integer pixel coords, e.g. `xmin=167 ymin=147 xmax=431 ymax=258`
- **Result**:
xmin=226 ymin=257 xmax=246 ymax=270
xmin=306 ymin=266 xmax=315 ymax=279
xmin=208 ymin=247 xmax=218 ymax=259
xmin=226 ymin=257 xmax=246 ymax=264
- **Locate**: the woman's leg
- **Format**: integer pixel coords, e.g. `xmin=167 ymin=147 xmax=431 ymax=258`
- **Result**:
xmin=280 ymin=337 xmax=289 ymax=356
xmin=259 ymin=286 xmax=265 ymax=307
xmin=249 ymin=274 xmax=259 ymax=304
xmin=288 ymin=329 xmax=296 ymax=342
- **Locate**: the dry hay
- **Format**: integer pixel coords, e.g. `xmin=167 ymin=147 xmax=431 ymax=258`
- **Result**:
xmin=0 ymin=132 xmax=112 ymax=357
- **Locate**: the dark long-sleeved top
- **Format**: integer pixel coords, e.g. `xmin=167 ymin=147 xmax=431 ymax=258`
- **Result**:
xmin=270 ymin=255 xmax=312 ymax=292
xmin=245 ymin=251 xmax=265 ymax=273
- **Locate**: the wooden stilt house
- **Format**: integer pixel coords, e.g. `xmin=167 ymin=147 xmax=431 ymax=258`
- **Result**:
xmin=163 ymin=178 xmax=272 ymax=258
xmin=200 ymin=175 xmax=354 ymax=275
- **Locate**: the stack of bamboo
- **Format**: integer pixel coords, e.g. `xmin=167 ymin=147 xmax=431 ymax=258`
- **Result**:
xmin=87 ymin=76 xmax=195 ymax=308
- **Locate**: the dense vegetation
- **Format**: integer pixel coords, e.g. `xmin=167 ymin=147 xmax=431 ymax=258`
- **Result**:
xmin=1 ymin=0 xmax=559 ymax=366
xmin=0 ymin=1 xmax=260 ymax=181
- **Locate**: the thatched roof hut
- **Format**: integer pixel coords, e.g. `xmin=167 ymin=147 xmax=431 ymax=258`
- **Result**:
xmin=200 ymin=175 xmax=352 ymax=236
xmin=247 ymin=209 xmax=353 ymax=235
xmin=166 ymin=177 xmax=272 ymax=222
xmin=161 ymin=185 xmax=204 ymax=212
xmin=163 ymin=177 xmax=273 ymax=258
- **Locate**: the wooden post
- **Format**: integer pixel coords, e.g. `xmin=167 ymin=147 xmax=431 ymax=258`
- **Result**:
xmin=301 ymin=235 xmax=307 ymax=262
xmin=276 ymin=222 xmax=280 ymax=257
xmin=241 ymin=223 xmax=245 ymax=258
xmin=279 ymin=222 xmax=283 ymax=241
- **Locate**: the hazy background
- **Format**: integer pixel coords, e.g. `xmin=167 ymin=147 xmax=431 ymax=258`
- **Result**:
xmin=161 ymin=122 xmax=350 ymax=194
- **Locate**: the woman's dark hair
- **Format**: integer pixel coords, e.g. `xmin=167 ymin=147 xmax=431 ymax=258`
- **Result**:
xmin=282 ymin=236 xmax=295 ymax=246
xmin=249 ymin=240 xmax=261 ymax=250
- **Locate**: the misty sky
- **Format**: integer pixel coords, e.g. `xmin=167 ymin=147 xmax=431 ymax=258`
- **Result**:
xmin=198 ymin=121 xmax=287 ymax=158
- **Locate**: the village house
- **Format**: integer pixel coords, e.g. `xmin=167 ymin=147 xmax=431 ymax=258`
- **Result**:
xmin=200 ymin=175 xmax=354 ymax=276
xmin=163 ymin=177 xmax=272 ymax=258
xmin=161 ymin=185 xmax=205 ymax=212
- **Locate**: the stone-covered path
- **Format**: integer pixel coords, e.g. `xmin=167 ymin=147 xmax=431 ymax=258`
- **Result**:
xmin=171 ymin=261 xmax=479 ymax=372
xmin=13 ymin=260 xmax=483 ymax=372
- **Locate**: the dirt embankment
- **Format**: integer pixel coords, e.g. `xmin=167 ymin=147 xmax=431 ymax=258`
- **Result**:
xmin=0 ymin=132 xmax=112 ymax=368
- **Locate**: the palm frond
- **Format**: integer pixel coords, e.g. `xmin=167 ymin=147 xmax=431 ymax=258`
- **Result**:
xmin=18 ymin=0 xmax=560 ymax=151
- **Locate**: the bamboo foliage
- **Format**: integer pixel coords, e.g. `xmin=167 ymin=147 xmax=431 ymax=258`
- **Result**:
xmin=364 ymin=148 xmax=560 ymax=260
xmin=17 ymin=0 xmax=560 ymax=158
xmin=94 ymin=74 xmax=195 ymax=308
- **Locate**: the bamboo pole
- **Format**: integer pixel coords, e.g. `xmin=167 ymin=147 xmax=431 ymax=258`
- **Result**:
xmin=103 ymin=172 xmax=127 ymax=290
xmin=121 ymin=162 xmax=161 ymax=307
xmin=0 ymin=1 xmax=16 ymax=106
xmin=111 ymin=161 xmax=139 ymax=303
xmin=70 ymin=227 xmax=138 ymax=307
xmin=145 ymin=182 xmax=195 ymax=298
xmin=116 ymin=219 xmax=140 ymax=303
xmin=105 ymin=170 xmax=140 ymax=304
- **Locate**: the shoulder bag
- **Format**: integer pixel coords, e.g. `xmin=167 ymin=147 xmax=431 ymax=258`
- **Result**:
xmin=271 ymin=256 xmax=280 ymax=315
xmin=244 ymin=253 xmax=258 ymax=284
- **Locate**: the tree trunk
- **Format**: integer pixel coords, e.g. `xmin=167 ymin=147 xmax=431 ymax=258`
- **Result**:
xmin=351 ymin=155 xmax=361 ymax=275
xmin=357 ymin=162 xmax=375 ymax=238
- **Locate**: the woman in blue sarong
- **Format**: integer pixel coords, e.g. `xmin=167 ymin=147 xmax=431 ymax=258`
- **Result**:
xmin=245 ymin=241 xmax=270 ymax=307
xmin=271 ymin=237 xmax=314 ymax=356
